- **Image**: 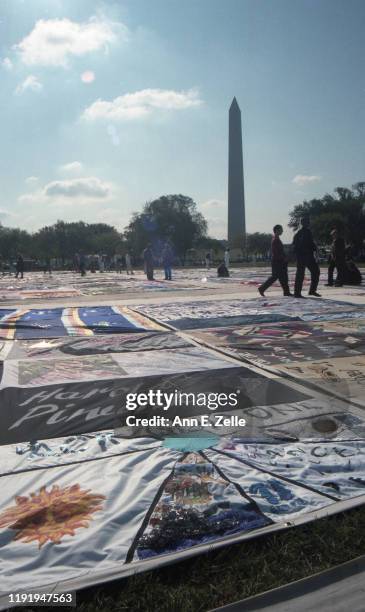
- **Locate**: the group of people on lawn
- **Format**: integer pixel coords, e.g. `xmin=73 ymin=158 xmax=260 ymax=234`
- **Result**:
xmin=258 ymin=216 xmax=362 ymax=298
xmin=11 ymin=218 xmax=362 ymax=289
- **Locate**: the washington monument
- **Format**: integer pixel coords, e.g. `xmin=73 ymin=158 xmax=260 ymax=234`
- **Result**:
xmin=228 ymin=97 xmax=246 ymax=244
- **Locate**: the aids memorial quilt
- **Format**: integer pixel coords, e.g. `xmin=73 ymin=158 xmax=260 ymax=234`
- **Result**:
xmin=132 ymin=297 xmax=365 ymax=330
xmin=0 ymin=306 xmax=162 ymax=340
xmin=1 ymin=293 xmax=365 ymax=603
xmin=1 ymin=425 xmax=365 ymax=604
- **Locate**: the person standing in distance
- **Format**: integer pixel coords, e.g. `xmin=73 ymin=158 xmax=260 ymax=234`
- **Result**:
xmin=293 ymin=216 xmax=320 ymax=297
xmin=224 ymin=247 xmax=230 ymax=270
xmin=143 ymin=243 xmax=154 ymax=281
xmin=326 ymin=228 xmax=346 ymax=287
xmin=125 ymin=251 xmax=134 ymax=275
xmin=161 ymin=241 xmax=173 ymax=281
xmin=79 ymin=252 xmax=87 ymax=276
xmin=258 ymin=225 xmax=292 ymax=296
xmin=15 ymin=253 xmax=25 ymax=279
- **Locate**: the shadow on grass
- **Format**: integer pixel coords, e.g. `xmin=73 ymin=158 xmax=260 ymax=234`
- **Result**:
xmin=18 ymin=504 xmax=362 ymax=612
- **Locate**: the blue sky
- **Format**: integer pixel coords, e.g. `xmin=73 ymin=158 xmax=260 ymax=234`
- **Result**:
xmin=0 ymin=0 xmax=364 ymax=240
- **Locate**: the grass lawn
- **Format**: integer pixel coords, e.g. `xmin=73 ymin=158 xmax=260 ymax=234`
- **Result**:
xmin=49 ymin=504 xmax=365 ymax=612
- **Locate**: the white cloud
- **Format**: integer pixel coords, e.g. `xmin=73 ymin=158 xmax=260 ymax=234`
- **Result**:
xmin=82 ymin=88 xmax=203 ymax=121
xmin=81 ymin=70 xmax=95 ymax=83
xmin=15 ymin=75 xmax=42 ymax=95
xmin=15 ymin=17 xmax=124 ymax=67
xmin=45 ymin=177 xmax=110 ymax=198
xmin=58 ymin=161 xmax=83 ymax=175
xmin=292 ymin=174 xmax=322 ymax=186
xmin=25 ymin=176 xmax=39 ymax=185
xmin=19 ymin=176 xmax=112 ymax=204
xmin=201 ymin=199 xmax=225 ymax=211
xmin=1 ymin=57 xmax=13 ymax=70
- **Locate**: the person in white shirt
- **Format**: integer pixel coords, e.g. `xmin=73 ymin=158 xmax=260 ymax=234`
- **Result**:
xmin=98 ymin=254 xmax=105 ymax=273
xmin=224 ymin=248 xmax=230 ymax=269
xmin=125 ymin=252 xmax=134 ymax=275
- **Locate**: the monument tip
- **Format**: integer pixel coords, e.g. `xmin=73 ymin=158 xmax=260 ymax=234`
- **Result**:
xmin=230 ymin=96 xmax=240 ymax=110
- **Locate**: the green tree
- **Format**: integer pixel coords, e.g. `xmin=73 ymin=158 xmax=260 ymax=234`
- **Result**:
xmin=31 ymin=221 xmax=123 ymax=263
xmin=246 ymin=232 xmax=272 ymax=257
xmin=194 ymin=236 xmax=224 ymax=253
xmin=88 ymin=224 xmax=123 ymax=256
xmin=0 ymin=225 xmax=33 ymax=260
xmin=288 ymin=182 xmax=365 ymax=247
xmin=33 ymin=225 xmax=58 ymax=260
xmin=124 ymin=195 xmax=207 ymax=261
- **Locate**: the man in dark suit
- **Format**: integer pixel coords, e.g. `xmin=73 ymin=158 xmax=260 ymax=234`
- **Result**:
xmin=293 ymin=216 xmax=320 ymax=297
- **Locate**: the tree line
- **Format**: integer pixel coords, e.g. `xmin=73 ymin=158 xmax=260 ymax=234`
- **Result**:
xmin=0 ymin=221 xmax=122 ymax=264
xmin=1 ymin=184 xmax=364 ymax=265
xmin=289 ymin=182 xmax=365 ymax=250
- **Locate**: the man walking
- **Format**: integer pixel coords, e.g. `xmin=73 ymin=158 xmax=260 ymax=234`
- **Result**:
xmin=326 ymin=228 xmax=346 ymax=287
xmin=258 ymin=225 xmax=292 ymax=296
xmin=293 ymin=216 xmax=320 ymax=297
